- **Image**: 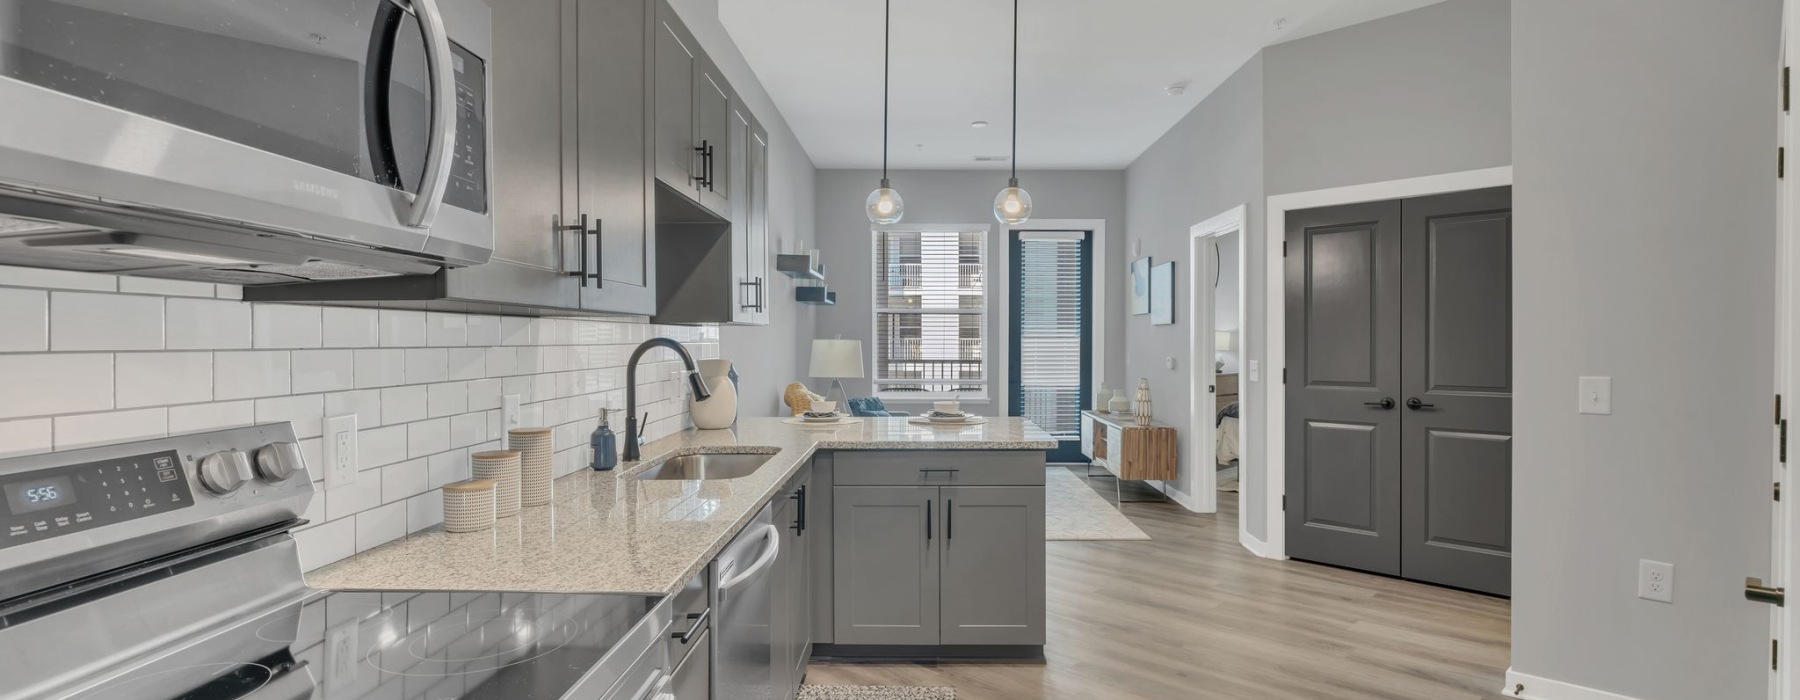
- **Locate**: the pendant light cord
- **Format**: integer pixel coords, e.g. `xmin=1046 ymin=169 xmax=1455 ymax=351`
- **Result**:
xmin=1010 ymin=0 xmax=1018 ymax=182
xmin=882 ymin=0 xmax=890 ymax=181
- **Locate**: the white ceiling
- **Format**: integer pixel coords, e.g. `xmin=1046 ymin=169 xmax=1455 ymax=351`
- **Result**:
xmin=719 ymin=0 xmax=1448 ymax=170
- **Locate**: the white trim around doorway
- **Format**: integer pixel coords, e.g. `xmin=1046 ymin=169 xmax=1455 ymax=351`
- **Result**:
xmin=1187 ymin=205 xmax=1246 ymax=515
xmin=1257 ymin=165 xmax=1513 ymax=560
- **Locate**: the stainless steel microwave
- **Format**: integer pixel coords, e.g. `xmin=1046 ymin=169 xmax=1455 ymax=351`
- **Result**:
xmin=0 ymin=0 xmax=494 ymax=285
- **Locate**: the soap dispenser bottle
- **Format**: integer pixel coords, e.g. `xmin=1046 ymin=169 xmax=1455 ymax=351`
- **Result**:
xmin=591 ymin=409 xmax=618 ymax=471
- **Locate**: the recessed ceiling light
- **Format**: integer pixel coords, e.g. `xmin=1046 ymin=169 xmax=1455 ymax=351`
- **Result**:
xmin=971 ymin=120 xmax=990 ymax=128
xmin=1165 ymin=82 xmax=1190 ymax=96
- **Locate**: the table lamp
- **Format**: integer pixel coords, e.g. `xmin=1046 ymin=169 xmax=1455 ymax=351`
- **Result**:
xmin=809 ymin=338 xmax=864 ymax=406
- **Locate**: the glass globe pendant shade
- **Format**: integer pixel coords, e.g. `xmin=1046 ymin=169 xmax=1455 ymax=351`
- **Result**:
xmin=866 ymin=179 xmax=905 ymax=225
xmin=993 ymin=178 xmax=1033 ymax=225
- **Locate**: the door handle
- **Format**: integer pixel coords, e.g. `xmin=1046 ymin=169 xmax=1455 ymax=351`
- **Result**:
xmin=1747 ymin=577 xmax=1786 ymax=606
xmin=693 ymin=141 xmax=709 ymax=186
xmin=1405 ymin=397 xmax=1435 ymax=410
xmin=404 ymin=0 xmax=456 ymax=229
xmin=1364 ymin=398 xmax=1396 ymax=410
xmin=790 ymin=485 xmax=806 ymax=533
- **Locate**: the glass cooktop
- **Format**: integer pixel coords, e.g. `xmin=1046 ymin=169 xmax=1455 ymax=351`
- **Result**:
xmin=62 ymin=589 xmax=660 ymax=700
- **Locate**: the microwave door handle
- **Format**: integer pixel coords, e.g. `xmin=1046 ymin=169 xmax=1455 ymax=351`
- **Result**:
xmin=403 ymin=0 xmax=457 ymax=230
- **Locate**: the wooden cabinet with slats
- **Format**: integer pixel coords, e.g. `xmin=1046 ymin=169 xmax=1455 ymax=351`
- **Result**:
xmin=1079 ymin=411 xmax=1178 ymax=481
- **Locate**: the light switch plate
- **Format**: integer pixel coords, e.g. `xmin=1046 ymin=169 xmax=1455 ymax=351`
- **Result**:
xmin=1579 ymin=376 xmax=1613 ymax=415
xmin=1165 ymin=356 xmax=1176 ymax=370
xmin=1638 ymin=559 xmax=1674 ymax=603
xmin=1247 ymin=360 xmax=1260 ymax=382
xmin=323 ymin=414 xmax=357 ymax=490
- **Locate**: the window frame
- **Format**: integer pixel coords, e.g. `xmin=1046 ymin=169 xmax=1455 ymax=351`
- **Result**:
xmin=870 ymin=224 xmax=993 ymax=402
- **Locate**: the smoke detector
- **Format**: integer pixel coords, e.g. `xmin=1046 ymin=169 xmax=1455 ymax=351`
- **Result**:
xmin=971 ymin=120 xmax=990 ymax=128
xmin=1165 ymin=82 xmax=1190 ymax=96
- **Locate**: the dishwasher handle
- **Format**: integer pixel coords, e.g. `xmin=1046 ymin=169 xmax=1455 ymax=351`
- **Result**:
xmin=719 ymin=524 xmax=780 ymax=591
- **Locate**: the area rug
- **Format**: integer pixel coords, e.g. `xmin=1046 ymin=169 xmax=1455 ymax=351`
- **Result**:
xmin=1045 ymin=468 xmax=1152 ymax=541
xmin=798 ymin=686 xmax=956 ymax=700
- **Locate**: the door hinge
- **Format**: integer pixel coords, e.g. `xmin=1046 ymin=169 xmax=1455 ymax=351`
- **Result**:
xmin=1775 ymin=639 xmax=1780 ymax=671
xmin=1781 ymin=147 xmax=1786 ymax=179
xmin=1779 ymin=394 xmax=1784 ymax=425
xmin=1776 ymin=482 xmax=1782 ymax=501
xmin=1282 ymin=241 xmax=1289 ymax=257
xmin=1282 ymin=368 xmax=1288 ymax=384
xmin=1785 ymin=66 xmax=1790 ymax=112
xmin=1782 ymin=419 xmax=1788 ymax=463
xmin=1282 ymin=495 xmax=1287 ymax=511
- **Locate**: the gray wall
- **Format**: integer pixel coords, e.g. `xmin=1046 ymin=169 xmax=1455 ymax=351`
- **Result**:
xmin=1510 ymin=1 xmax=1778 ymax=698
xmin=673 ymin=0 xmax=819 ymax=417
xmin=1123 ymin=55 xmax=1264 ymax=511
xmin=813 ymin=169 xmax=1127 ymax=415
xmin=1263 ymin=0 xmax=1511 ymax=196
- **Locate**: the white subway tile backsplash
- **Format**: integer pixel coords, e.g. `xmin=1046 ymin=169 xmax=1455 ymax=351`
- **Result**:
xmin=322 ymin=307 xmax=378 ymax=348
xmin=253 ymin=305 xmax=323 ymax=348
xmin=52 ymin=292 xmax=163 ymax=350
xmin=167 ymin=298 xmax=251 ymax=350
xmin=405 ymin=492 xmax=443 ymax=534
xmin=54 ymin=407 xmax=167 ymax=449
xmin=465 ymin=316 xmax=501 ymax=347
xmin=485 ymin=347 xmax=517 ymax=376
xmin=450 ymin=412 xmax=485 ymax=448
xmin=292 ymin=350 xmax=355 ymax=394
xmin=215 ymin=351 xmax=291 ymax=400
xmin=359 ymin=425 xmax=409 ymax=470
xmin=467 ymin=379 xmax=502 ymax=412
xmin=447 ymin=347 xmax=485 ymax=380
xmin=426 ymin=450 xmax=468 ymax=489
xmin=0 ymin=288 xmax=47 ymax=352
xmin=168 ymin=400 xmax=255 ymax=433
xmin=407 ymin=418 xmax=450 ymax=459
xmin=499 ymin=316 xmax=532 ymax=346
xmin=0 ymin=354 xmax=113 ymax=419
xmin=324 ymin=473 xmax=381 ymax=520
xmin=379 ymin=310 xmax=426 ymax=347
xmin=324 ymin=390 xmax=382 ymax=428
xmin=256 ymin=394 xmax=324 ymax=439
xmin=403 ymin=348 xmax=448 ymax=384
xmin=426 ymin=313 xmax=466 ymax=347
xmin=381 ymin=459 xmax=428 ymax=504
xmin=0 ymin=418 xmax=52 ymax=458
xmin=0 ymin=265 xmax=116 ymax=291
xmin=380 ymin=386 xmax=427 ymax=425
xmin=119 ymin=277 xmax=214 ymax=297
xmin=356 ymin=502 xmax=407 ymax=552
xmin=294 ymin=518 xmax=355 ymax=570
xmin=354 ymin=349 xmax=406 ymax=388
xmin=427 ymin=382 xmax=467 ymax=418
xmin=116 ymin=352 xmax=213 ymax=408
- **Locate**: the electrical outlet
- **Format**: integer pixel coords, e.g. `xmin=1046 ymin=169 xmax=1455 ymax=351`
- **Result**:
xmin=1638 ymin=559 xmax=1674 ymax=603
xmin=323 ymin=622 xmax=359 ymax=690
xmin=502 ymin=394 xmax=521 ymax=432
xmin=323 ymin=415 xmax=358 ymax=489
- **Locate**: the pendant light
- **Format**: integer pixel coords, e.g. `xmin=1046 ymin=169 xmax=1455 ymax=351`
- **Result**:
xmin=865 ymin=0 xmax=905 ymax=225
xmin=992 ymin=0 xmax=1032 ymax=226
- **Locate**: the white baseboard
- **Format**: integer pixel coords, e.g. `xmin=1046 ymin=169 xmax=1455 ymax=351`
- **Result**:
xmin=1151 ymin=481 xmax=1204 ymax=512
xmin=1502 ymin=669 xmax=1647 ymax=700
xmin=1239 ymin=530 xmax=1283 ymax=560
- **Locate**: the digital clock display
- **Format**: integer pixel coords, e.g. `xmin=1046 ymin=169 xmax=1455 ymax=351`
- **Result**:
xmin=4 ymin=476 xmax=75 ymax=515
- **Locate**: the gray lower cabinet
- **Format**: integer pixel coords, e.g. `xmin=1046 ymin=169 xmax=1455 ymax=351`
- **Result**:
xmin=832 ymin=486 xmax=941 ymax=645
xmin=829 ymin=486 xmax=1046 ymax=648
xmin=939 ymin=486 xmax=1045 ymax=645
xmin=772 ymin=469 xmax=812 ymax=699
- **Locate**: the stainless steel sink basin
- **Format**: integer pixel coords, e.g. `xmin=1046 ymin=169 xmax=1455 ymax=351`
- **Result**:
xmin=630 ymin=452 xmax=775 ymax=480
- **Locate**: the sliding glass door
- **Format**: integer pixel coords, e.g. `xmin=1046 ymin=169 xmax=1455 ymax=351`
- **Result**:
xmin=1008 ymin=230 xmax=1091 ymax=462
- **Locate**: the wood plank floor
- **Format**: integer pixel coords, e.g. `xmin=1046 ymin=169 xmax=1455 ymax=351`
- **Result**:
xmin=804 ymin=467 xmax=1511 ymax=700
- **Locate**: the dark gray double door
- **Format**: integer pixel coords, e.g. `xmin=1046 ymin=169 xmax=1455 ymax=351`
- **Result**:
xmin=1285 ymin=187 xmax=1512 ymax=596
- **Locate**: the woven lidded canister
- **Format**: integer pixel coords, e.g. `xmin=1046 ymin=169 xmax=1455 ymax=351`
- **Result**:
xmin=442 ymin=478 xmax=497 ymax=533
xmin=470 ymin=450 xmax=522 ymax=517
xmin=509 ymin=428 xmax=555 ymax=506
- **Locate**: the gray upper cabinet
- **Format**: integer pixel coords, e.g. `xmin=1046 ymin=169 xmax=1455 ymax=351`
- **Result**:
xmin=575 ymin=0 xmax=655 ymax=314
xmin=833 ymin=486 xmax=940 ymax=645
xmin=693 ymin=55 xmax=733 ymax=216
xmin=653 ymin=2 xmax=699 ymax=197
xmin=939 ymin=486 xmax=1046 ymax=646
xmin=729 ymin=106 xmax=769 ymax=325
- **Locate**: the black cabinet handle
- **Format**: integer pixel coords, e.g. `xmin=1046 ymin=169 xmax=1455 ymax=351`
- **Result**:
xmin=925 ymin=499 xmax=932 ymax=541
xmin=706 ymin=144 xmax=716 ymax=191
xmin=693 ymin=141 xmax=709 ymax=186
xmin=1363 ymin=397 xmax=1395 ymax=410
xmin=755 ymin=276 xmax=764 ymax=311
xmin=947 ymin=499 xmax=953 ymax=541
xmin=590 ymin=218 xmax=603 ymax=287
xmin=555 ymin=214 xmax=593 ymax=287
xmin=671 ymin=609 xmax=709 ymax=644
xmin=738 ymin=277 xmax=766 ymax=312
xmin=1406 ymin=397 xmax=1435 ymax=410
xmin=790 ymin=485 xmax=806 ymax=534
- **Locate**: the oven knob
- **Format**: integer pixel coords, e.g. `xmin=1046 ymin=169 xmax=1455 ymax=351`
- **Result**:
xmin=255 ymin=442 xmax=304 ymax=483
xmin=198 ymin=450 xmax=254 ymax=495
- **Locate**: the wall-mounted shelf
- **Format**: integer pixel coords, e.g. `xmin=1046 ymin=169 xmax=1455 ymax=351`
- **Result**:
xmin=776 ymin=254 xmax=825 ymax=281
xmin=796 ymin=287 xmax=836 ymax=305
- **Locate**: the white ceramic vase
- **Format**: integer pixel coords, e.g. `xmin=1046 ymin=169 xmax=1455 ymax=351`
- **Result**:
xmin=689 ymin=359 xmax=738 ymax=430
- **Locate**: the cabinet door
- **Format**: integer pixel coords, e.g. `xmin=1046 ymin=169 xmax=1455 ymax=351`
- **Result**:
xmin=450 ymin=0 xmax=578 ymax=308
xmin=670 ymin=628 xmax=711 ymax=700
xmin=939 ymin=486 xmax=1045 ymax=646
xmin=787 ymin=480 xmax=812 ymax=687
xmin=771 ymin=494 xmax=797 ymax=700
xmin=693 ymin=55 xmax=732 ymax=216
xmin=832 ymin=486 xmax=939 ymax=645
xmin=653 ymin=1 xmax=698 ymax=194
xmin=744 ymin=118 xmax=771 ymax=325
xmin=726 ymin=104 xmax=759 ymax=324
xmin=575 ymin=0 xmax=655 ymax=315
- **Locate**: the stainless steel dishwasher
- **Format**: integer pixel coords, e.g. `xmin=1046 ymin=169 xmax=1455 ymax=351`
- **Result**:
xmin=714 ymin=503 xmax=778 ymax=699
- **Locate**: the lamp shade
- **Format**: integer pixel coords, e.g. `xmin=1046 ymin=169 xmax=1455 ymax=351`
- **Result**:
xmin=1214 ymin=330 xmax=1233 ymax=351
xmin=809 ymin=339 xmax=864 ymax=378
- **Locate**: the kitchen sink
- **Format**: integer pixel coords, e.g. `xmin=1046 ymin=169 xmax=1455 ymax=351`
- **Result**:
xmin=630 ymin=452 xmax=776 ymax=480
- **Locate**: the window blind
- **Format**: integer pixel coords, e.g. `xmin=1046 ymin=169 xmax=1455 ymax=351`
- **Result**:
xmin=1014 ymin=232 xmax=1085 ymax=438
xmin=873 ymin=229 xmax=986 ymax=397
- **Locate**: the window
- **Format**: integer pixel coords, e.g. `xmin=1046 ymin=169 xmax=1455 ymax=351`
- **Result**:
xmin=872 ymin=228 xmax=987 ymax=399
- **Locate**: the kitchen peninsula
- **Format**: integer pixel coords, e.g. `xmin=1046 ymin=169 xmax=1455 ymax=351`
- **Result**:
xmin=308 ymin=416 xmax=1057 ymax=660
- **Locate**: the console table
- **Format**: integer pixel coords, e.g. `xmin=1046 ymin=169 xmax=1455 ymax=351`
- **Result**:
xmin=1078 ymin=410 xmax=1178 ymax=505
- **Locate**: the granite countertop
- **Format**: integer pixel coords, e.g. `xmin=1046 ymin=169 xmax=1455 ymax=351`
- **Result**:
xmin=305 ymin=416 xmax=1055 ymax=596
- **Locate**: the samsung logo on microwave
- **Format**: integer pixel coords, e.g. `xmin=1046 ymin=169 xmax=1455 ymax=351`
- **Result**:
xmin=291 ymin=181 xmax=340 ymax=200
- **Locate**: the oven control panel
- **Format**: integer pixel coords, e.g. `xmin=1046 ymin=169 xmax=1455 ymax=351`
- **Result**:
xmin=0 ymin=450 xmax=194 ymax=549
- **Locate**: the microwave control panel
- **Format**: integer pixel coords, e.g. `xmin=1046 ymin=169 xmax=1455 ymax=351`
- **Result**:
xmin=446 ymin=42 xmax=488 ymax=215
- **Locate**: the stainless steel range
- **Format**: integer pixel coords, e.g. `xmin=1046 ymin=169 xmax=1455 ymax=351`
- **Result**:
xmin=0 ymin=425 xmax=673 ymax=700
